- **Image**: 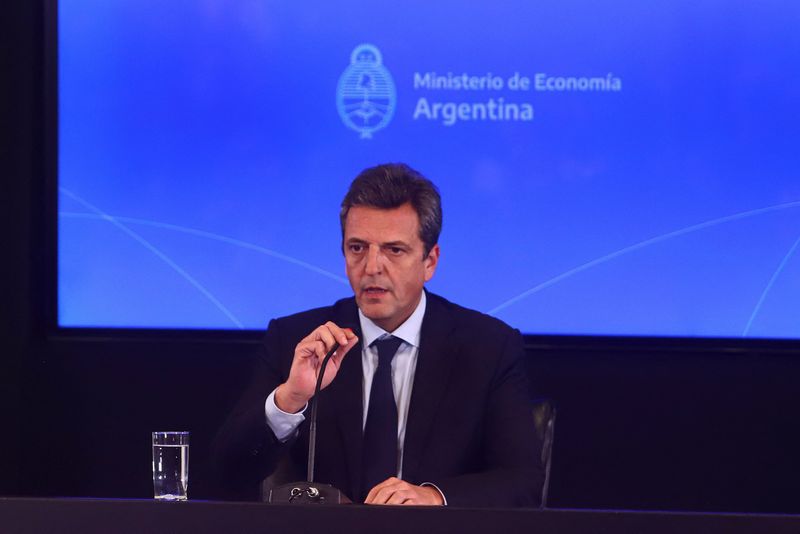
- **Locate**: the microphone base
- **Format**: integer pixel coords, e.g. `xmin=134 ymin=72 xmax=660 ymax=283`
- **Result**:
xmin=267 ymin=482 xmax=352 ymax=504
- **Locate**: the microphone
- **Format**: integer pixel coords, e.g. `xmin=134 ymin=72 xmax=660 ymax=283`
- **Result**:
xmin=267 ymin=339 xmax=352 ymax=504
xmin=306 ymin=341 xmax=338 ymax=485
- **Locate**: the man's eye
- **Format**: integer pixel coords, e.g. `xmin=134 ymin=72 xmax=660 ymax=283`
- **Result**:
xmin=388 ymin=247 xmax=404 ymax=255
xmin=348 ymin=244 xmax=364 ymax=253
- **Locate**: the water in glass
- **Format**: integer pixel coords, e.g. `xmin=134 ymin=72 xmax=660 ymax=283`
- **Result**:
xmin=152 ymin=440 xmax=189 ymax=500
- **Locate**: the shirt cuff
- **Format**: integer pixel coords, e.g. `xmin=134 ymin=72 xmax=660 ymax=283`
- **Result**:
xmin=420 ymin=482 xmax=448 ymax=506
xmin=264 ymin=388 xmax=307 ymax=442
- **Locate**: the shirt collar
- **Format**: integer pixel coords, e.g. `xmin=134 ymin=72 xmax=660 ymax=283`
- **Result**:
xmin=358 ymin=291 xmax=426 ymax=349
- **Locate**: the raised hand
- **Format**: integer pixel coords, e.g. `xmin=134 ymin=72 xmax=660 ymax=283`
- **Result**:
xmin=275 ymin=322 xmax=359 ymax=413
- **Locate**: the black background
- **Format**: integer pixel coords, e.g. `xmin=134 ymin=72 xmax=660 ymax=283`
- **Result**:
xmin=2 ymin=0 xmax=799 ymax=513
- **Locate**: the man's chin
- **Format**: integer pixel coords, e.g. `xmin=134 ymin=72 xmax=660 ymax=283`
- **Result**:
xmin=358 ymin=302 xmax=389 ymax=318
xmin=356 ymin=299 xmax=391 ymax=322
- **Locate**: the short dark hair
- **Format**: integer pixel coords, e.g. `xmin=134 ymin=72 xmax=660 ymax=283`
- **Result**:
xmin=340 ymin=163 xmax=442 ymax=257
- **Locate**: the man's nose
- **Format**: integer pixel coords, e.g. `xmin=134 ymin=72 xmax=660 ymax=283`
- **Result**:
xmin=365 ymin=247 xmax=383 ymax=274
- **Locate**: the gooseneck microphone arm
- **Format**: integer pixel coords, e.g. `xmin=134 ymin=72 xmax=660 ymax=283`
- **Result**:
xmin=306 ymin=342 xmax=339 ymax=483
xmin=267 ymin=339 xmax=351 ymax=504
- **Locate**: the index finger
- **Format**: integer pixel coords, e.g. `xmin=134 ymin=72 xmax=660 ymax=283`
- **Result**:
xmin=308 ymin=325 xmax=339 ymax=355
xmin=323 ymin=321 xmax=357 ymax=347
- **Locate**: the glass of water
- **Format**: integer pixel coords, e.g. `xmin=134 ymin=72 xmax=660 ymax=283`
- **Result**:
xmin=152 ymin=431 xmax=189 ymax=501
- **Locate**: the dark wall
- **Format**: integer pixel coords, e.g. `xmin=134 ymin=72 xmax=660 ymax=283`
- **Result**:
xmin=1 ymin=0 xmax=40 ymax=498
xmin=528 ymin=344 xmax=800 ymax=512
xmin=3 ymin=0 xmax=800 ymax=513
xmin=13 ymin=336 xmax=800 ymax=513
xmin=22 ymin=336 xmax=257 ymax=499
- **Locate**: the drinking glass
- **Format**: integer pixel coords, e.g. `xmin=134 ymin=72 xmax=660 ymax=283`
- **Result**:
xmin=152 ymin=431 xmax=189 ymax=501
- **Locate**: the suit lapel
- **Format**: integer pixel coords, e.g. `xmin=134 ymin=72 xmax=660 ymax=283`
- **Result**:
xmin=328 ymin=299 xmax=364 ymax=500
xmin=401 ymin=293 xmax=457 ymax=482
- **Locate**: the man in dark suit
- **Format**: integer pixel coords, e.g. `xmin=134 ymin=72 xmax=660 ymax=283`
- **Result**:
xmin=212 ymin=163 xmax=542 ymax=506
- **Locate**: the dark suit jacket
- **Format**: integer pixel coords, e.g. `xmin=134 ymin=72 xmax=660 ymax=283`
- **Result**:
xmin=211 ymin=291 xmax=543 ymax=507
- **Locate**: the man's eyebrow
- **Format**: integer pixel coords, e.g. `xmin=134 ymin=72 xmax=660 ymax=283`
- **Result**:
xmin=344 ymin=238 xmax=411 ymax=248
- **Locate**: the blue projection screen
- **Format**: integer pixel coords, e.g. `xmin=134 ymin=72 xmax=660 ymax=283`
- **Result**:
xmin=58 ymin=1 xmax=800 ymax=337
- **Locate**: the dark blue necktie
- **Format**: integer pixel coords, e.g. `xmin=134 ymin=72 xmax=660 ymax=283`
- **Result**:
xmin=362 ymin=335 xmax=403 ymax=498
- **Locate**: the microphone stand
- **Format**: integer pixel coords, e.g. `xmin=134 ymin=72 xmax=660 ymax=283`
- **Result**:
xmin=268 ymin=343 xmax=352 ymax=504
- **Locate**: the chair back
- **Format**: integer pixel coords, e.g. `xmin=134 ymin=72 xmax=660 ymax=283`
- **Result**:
xmin=532 ymin=398 xmax=557 ymax=508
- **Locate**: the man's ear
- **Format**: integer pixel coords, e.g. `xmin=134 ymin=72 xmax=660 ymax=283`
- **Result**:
xmin=423 ymin=244 xmax=440 ymax=282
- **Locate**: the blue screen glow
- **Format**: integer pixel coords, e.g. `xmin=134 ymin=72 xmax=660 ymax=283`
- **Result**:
xmin=58 ymin=1 xmax=800 ymax=337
